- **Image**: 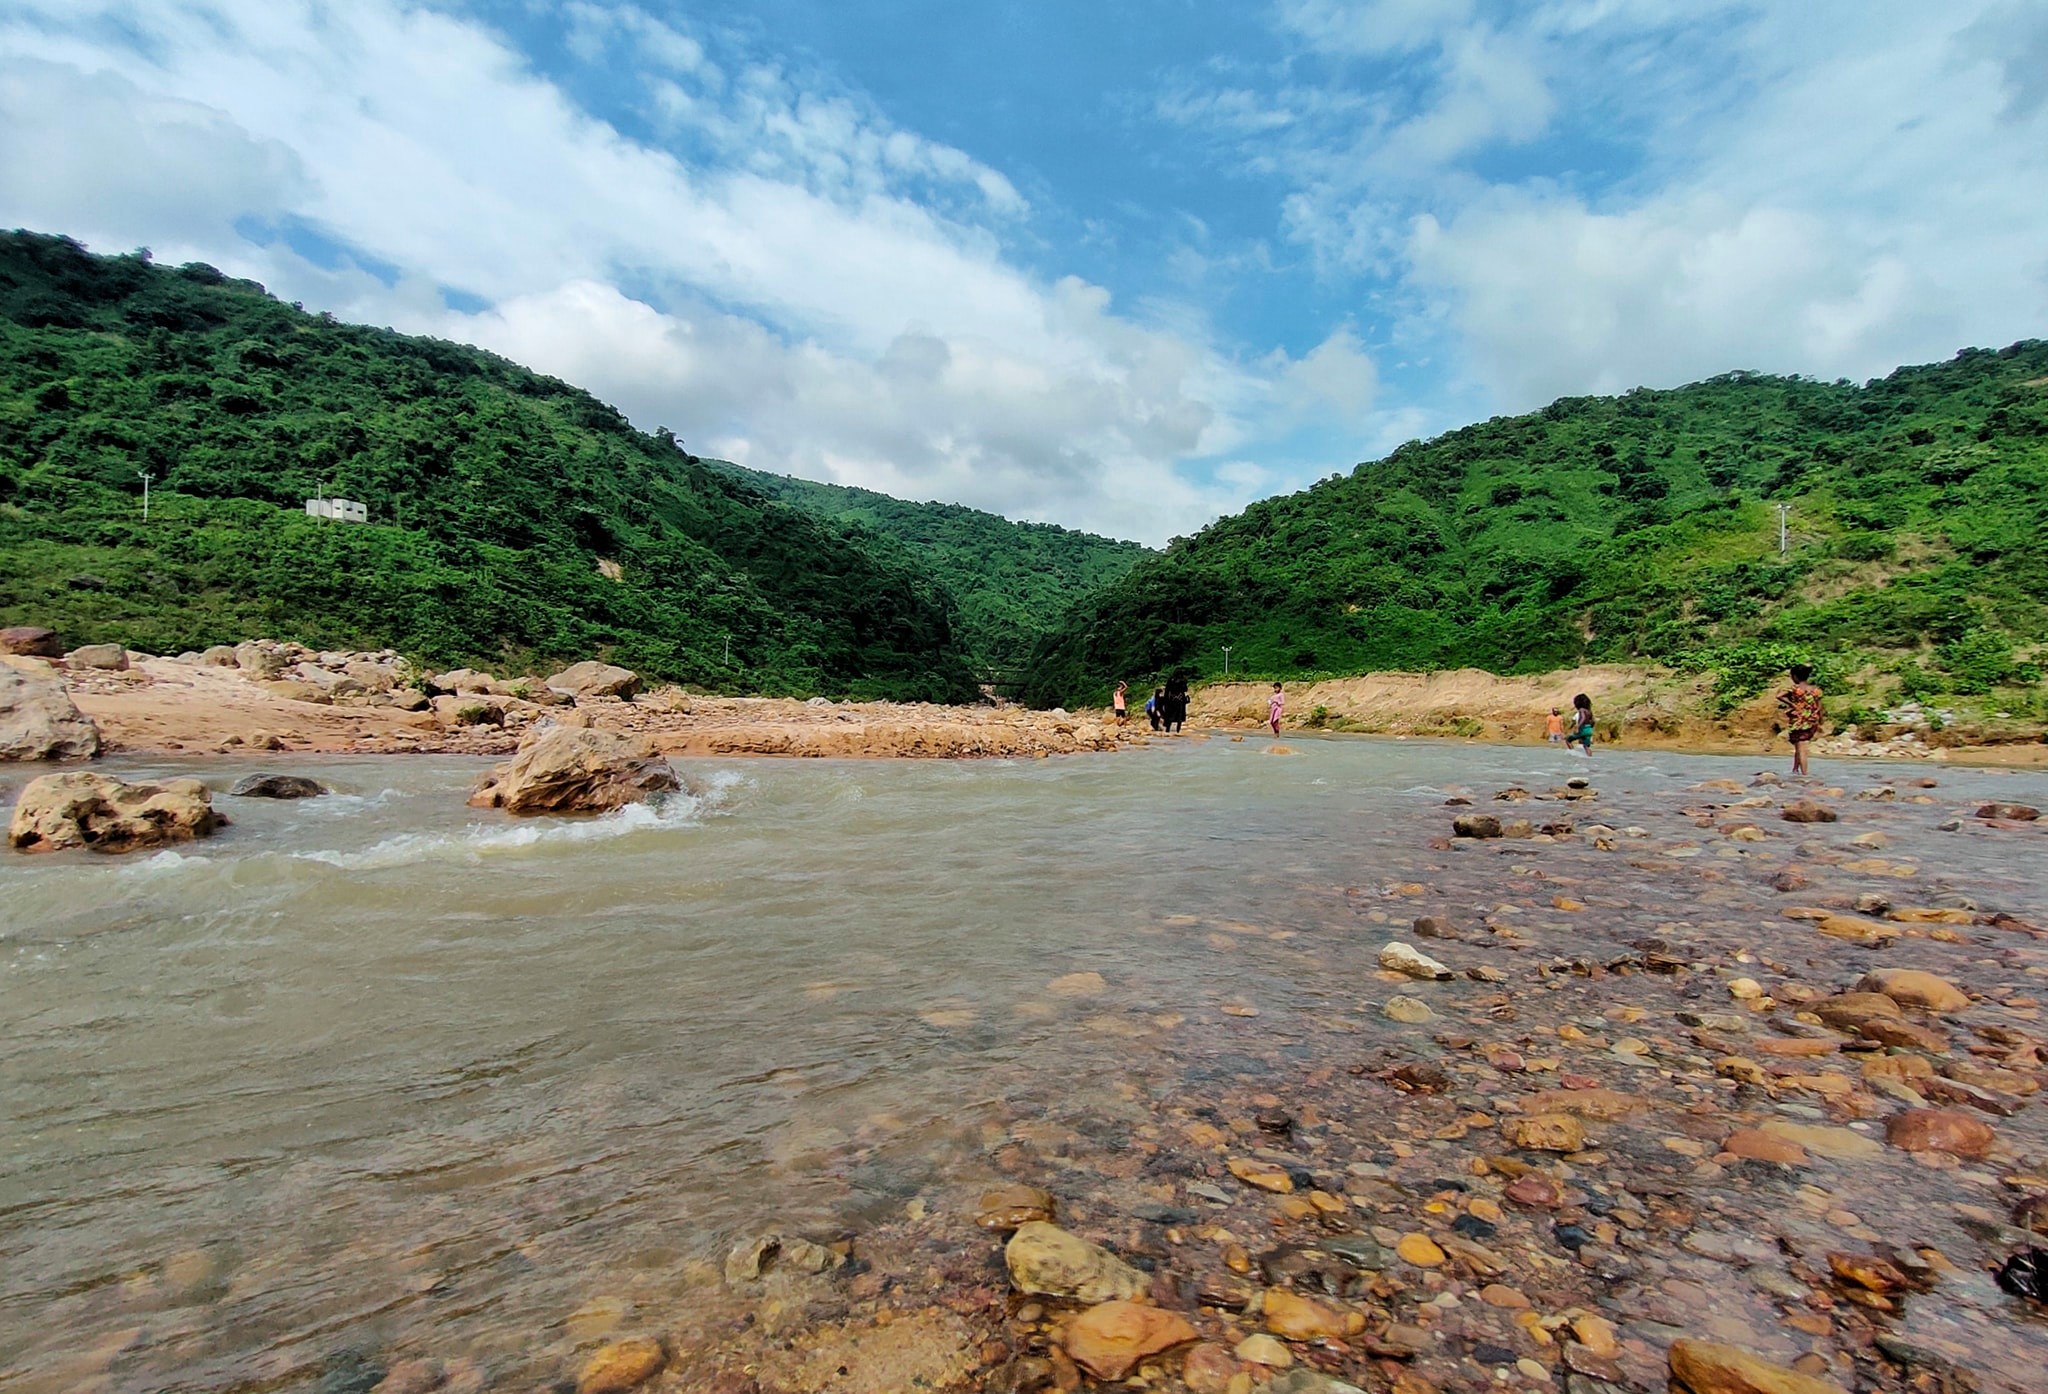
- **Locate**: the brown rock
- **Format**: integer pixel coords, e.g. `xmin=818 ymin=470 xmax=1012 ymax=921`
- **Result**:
xmin=1452 ymin=813 xmax=1503 ymax=838
xmin=1571 ymin=1314 xmax=1619 ymax=1358
xmin=1063 ymin=1301 xmax=1196 ymax=1380
xmin=469 ymin=726 xmax=680 ymax=814
xmin=1857 ymin=969 xmax=1969 ymax=1014
xmin=1780 ymin=800 xmax=1838 ymax=824
xmin=1722 ymin=1128 xmax=1809 ymax=1166
xmin=1884 ymin=1108 xmax=1995 ymax=1158
xmin=977 ymin=1184 xmax=1056 ymax=1230
xmin=65 ymin=643 xmax=129 ymax=670
xmin=10 ymin=772 xmax=224 ymax=853
xmin=1826 ymin=1252 xmax=1907 ymax=1293
xmin=577 ymin=1337 xmax=667 ymax=1394
xmin=1811 ymin=993 xmax=1903 ymax=1030
xmin=1669 ymin=1339 xmax=1847 ymax=1394
xmin=1506 ymin=1114 xmax=1586 ymax=1152
xmin=1227 ymin=1157 xmax=1294 ymax=1192
xmin=1755 ymin=1120 xmax=1883 ymax=1160
xmin=0 ymin=626 xmax=62 ymax=657
xmin=1504 ymin=1175 xmax=1562 ymax=1207
xmin=0 ymin=664 xmax=102 ymax=761
xmin=1856 ymin=1018 xmax=1949 ymax=1052
xmin=1180 ymin=1343 xmax=1240 ymax=1394
xmin=1975 ymin=803 xmax=2039 ymax=821
xmin=1263 ymin=1288 xmax=1356 ymax=1340
xmin=1815 ymin=915 xmax=1898 ymax=943
xmin=544 ymin=660 xmax=642 ymax=701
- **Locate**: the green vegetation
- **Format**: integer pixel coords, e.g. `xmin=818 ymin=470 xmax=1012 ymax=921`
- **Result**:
xmin=1020 ymin=344 xmax=2048 ymax=713
xmin=708 ymin=461 xmax=1149 ymax=672
xmin=0 ymin=232 xmax=978 ymax=701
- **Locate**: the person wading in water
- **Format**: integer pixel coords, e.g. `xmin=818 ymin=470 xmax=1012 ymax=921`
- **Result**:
xmin=1777 ymin=664 xmax=1824 ymax=777
xmin=1268 ymin=682 xmax=1285 ymax=735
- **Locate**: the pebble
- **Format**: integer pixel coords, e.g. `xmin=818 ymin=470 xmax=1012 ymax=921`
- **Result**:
xmin=1395 ymin=1233 xmax=1447 ymax=1267
xmin=1383 ymin=996 xmax=1435 ymax=1024
xmin=1234 ymin=1333 xmax=1293 ymax=1368
xmin=575 ymin=1338 xmax=667 ymax=1394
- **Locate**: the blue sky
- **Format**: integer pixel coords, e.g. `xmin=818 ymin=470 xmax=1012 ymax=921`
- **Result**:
xmin=3 ymin=1 xmax=2046 ymax=542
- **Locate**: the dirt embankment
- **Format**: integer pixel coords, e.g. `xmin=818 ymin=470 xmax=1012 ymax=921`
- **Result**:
xmin=24 ymin=654 xmax=1129 ymax=761
xmin=1189 ymin=666 xmax=2048 ymax=766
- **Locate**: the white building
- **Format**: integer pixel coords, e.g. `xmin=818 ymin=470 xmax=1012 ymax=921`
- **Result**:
xmin=305 ymin=498 xmax=368 ymax=523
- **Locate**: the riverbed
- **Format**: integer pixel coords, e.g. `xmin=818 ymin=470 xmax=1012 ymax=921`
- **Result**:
xmin=3 ymin=738 xmax=2045 ymax=1393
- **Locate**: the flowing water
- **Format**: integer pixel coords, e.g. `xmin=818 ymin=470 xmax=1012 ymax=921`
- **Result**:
xmin=3 ymin=739 xmax=2046 ymax=1392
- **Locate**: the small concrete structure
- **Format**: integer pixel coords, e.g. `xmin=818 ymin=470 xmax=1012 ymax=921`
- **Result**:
xmin=305 ymin=498 xmax=368 ymax=523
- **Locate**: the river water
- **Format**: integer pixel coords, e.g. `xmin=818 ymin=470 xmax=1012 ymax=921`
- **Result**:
xmin=3 ymin=738 xmax=2046 ymax=1392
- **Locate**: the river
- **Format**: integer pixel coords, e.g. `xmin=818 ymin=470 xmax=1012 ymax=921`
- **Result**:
xmin=3 ymin=738 xmax=2045 ymax=1392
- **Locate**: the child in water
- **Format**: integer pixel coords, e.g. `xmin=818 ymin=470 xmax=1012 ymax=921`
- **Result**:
xmin=1777 ymin=664 xmax=1824 ymax=777
xmin=1566 ymin=694 xmax=1594 ymax=756
xmin=1544 ymin=708 xmax=1565 ymax=743
xmin=1268 ymin=682 xmax=1284 ymax=735
xmin=1113 ymin=681 xmax=1128 ymax=726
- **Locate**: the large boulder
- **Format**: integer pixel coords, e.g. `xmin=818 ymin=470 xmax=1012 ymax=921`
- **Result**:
xmin=432 ymin=668 xmax=499 ymax=695
xmin=66 ymin=643 xmax=130 ymax=671
xmin=0 ymin=626 xmax=62 ymax=657
xmin=230 ymin=774 xmax=330 ymax=799
xmin=468 ymin=726 xmax=679 ymax=814
xmin=544 ymin=660 xmax=641 ymax=701
xmin=10 ymin=771 xmax=225 ymax=853
xmin=0 ymin=665 xmax=102 ymax=761
xmin=233 ymin=641 xmax=288 ymax=678
xmin=1004 ymin=1222 xmax=1147 ymax=1303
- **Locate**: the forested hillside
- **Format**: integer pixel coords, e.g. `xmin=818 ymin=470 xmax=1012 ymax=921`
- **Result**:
xmin=0 ymin=232 xmax=978 ymax=701
xmin=710 ymin=460 xmax=1150 ymax=670
xmin=1021 ymin=343 xmax=2048 ymax=711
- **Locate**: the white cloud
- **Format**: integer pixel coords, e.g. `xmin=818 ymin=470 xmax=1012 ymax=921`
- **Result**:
xmin=1404 ymin=3 xmax=2048 ymax=406
xmin=0 ymin=0 xmax=1383 ymax=543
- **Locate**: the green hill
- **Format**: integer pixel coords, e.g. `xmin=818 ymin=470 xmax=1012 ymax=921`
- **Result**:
xmin=707 ymin=461 xmax=1150 ymax=672
xmin=0 ymin=231 xmax=978 ymax=702
xmin=1019 ymin=343 xmax=2048 ymax=712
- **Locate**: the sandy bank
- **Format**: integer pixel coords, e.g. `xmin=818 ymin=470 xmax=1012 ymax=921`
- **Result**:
xmin=18 ymin=653 xmax=1131 ymax=761
xmin=1188 ymin=666 xmax=2048 ymax=767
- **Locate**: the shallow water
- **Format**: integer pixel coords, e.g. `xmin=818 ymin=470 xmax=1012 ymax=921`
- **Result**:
xmin=3 ymin=737 xmax=2045 ymax=1391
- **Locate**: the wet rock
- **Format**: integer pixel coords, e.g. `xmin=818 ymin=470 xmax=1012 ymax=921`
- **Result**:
xmin=576 ymin=1337 xmax=666 ymax=1394
xmin=1505 ymin=1176 xmax=1562 ymax=1207
xmin=1571 ymin=1314 xmax=1619 ymax=1359
xmin=1063 ymin=1300 xmax=1196 ymax=1379
xmin=10 ymin=772 xmax=223 ymax=852
xmin=1452 ymin=814 xmax=1502 ymax=838
xmin=1884 ymin=1108 xmax=1995 ymax=1158
xmin=1856 ymin=969 xmax=1968 ymax=1014
xmin=1856 ymin=1018 xmax=1949 ymax=1052
xmin=1227 ymin=1157 xmax=1295 ymax=1193
xmin=1264 ymin=1289 xmax=1358 ymax=1340
xmin=544 ymin=661 xmax=642 ymax=701
xmin=1811 ymin=993 xmax=1903 ymax=1030
xmin=1321 ymin=1235 xmax=1389 ymax=1269
xmin=1974 ymin=803 xmax=2039 ymax=822
xmin=1668 ymin=1339 xmax=1846 ymax=1394
xmin=0 ymin=664 xmax=101 ymax=761
xmin=1826 ymin=1251 xmax=1907 ymax=1293
xmin=1264 ymin=1372 xmax=1366 ymax=1394
xmin=1005 ymin=1222 xmax=1146 ymax=1302
xmin=468 ymin=726 xmax=679 ymax=814
xmin=724 ymin=1233 xmax=837 ymax=1283
xmin=0 ymin=626 xmax=62 ymax=657
xmin=1780 ymin=800 xmax=1838 ymax=824
xmin=1506 ymin=1114 xmax=1587 ymax=1152
xmin=1395 ymin=1233 xmax=1447 ymax=1267
xmin=229 ymin=774 xmax=331 ymax=799
xmin=1383 ymin=996 xmax=1435 ymax=1024
xmin=1234 ymin=1333 xmax=1293 ymax=1368
xmin=1379 ymin=941 xmax=1453 ymax=980
xmin=1754 ymin=1120 xmax=1882 ymax=1161
xmin=1721 ymin=1129 xmax=1808 ymax=1166
xmin=369 ymin=1359 xmax=447 ymax=1394
xmin=1815 ymin=915 xmax=1898 ymax=943
xmin=1182 ymin=1343 xmax=1240 ymax=1394
xmin=1047 ymin=971 xmax=1106 ymax=997
xmin=977 ymin=1184 xmax=1055 ymax=1230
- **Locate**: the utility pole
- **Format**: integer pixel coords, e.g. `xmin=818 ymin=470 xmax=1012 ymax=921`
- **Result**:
xmin=1222 ymin=645 xmax=1234 ymax=677
xmin=137 ymin=471 xmax=152 ymax=521
xmin=1775 ymin=503 xmax=1791 ymax=557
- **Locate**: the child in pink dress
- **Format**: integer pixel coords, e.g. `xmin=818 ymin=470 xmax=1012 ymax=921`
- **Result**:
xmin=1268 ymin=683 xmax=1284 ymax=735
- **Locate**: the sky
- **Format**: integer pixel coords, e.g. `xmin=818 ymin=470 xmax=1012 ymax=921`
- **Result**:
xmin=2 ymin=1 xmax=2045 ymax=544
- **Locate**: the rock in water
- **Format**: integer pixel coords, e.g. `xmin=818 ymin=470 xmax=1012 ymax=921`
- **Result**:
xmin=1780 ymin=800 xmax=1838 ymax=823
xmin=0 ymin=626 xmax=62 ymax=657
xmin=65 ymin=643 xmax=129 ymax=670
xmin=1004 ymin=1221 xmax=1146 ymax=1302
xmin=576 ymin=1337 xmax=666 ymax=1394
xmin=1856 ymin=968 xmax=1969 ymax=1014
xmin=1884 ymin=1108 xmax=1996 ymax=1158
xmin=1974 ymin=802 xmax=2039 ymax=821
xmin=1063 ymin=1300 xmax=1197 ymax=1379
xmin=544 ymin=660 xmax=642 ymax=701
xmin=1668 ymin=1339 xmax=1847 ymax=1394
xmin=1452 ymin=813 xmax=1503 ymax=838
xmin=229 ymin=774 xmax=330 ymax=800
xmin=468 ymin=727 xmax=680 ymax=814
xmin=0 ymin=665 xmax=102 ymax=761
xmin=10 ymin=772 xmax=224 ymax=852
xmin=1379 ymin=941 xmax=1454 ymax=979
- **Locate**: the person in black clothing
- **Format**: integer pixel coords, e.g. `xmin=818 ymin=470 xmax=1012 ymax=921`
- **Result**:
xmin=1162 ymin=676 xmax=1189 ymax=733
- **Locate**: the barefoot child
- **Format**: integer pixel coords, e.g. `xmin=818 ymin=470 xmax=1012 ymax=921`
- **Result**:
xmin=1777 ymin=664 xmax=1824 ymax=776
xmin=1268 ymin=682 xmax=1284 ymax=735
